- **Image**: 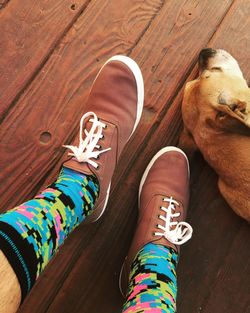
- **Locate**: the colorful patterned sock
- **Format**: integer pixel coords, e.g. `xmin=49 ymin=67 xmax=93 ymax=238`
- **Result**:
xmin=122 ymin=243 xmax=178 ymax=313
xmin=0 ymin=166 xmax=99 ymax=301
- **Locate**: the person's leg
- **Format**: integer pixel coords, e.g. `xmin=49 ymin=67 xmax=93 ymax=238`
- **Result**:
xmin=122 ymin=243 xmax=178 ymax=313
xmin=120 ymin=147 xmax=193 ymax=312
xmin=0 ymin=166 xmax=99 ymax=313
xmin=0 ymin=251 xmax=21 ymax=313
xmin=0 ymin=55 xmax=144 ymax=313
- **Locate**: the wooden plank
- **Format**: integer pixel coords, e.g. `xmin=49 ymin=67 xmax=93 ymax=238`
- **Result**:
xmin=43 ymin=0 xmax=250 ymax=312
xmin=177 ymin=1 xmax=250 ymax=312
xmin=201 ymin=222 xmax=250 ymax=313
xmin=177 ymin=158 xmax=244 ymax=313
xmin=0 ymin=0 xmax=91 ymax=120
xmin=10 ymin=1 xmax=165 ymax=312
xmin=1 ymin=0 xmax=233 ymax=207
xmin=102 ymin=68 xmax=246 ymax=313
xmin=0 ymin=0 xmax=165 ymax=211
xmin=179 ymin=1 xmax=250 ymax=313
xmin=101 ymin=0 xmax=235 ymax=199
xmin=23 ymin=1 xmax=237 ymax=312
xmin=44 ymin=88 xmax=190 ymax=313
xmin=126 ymin=2 xmax=250 ymax=311
xmin=3 ymin=0 xmax=250 ymax=312
xmin=210 ymin=0 xmax=250 ymax=68
xmin=140 ymin=88 xmax=246 ymax=313
xmin=0 ymin=0 xmax=249 ymax=312
xmin=124 ymin=1 xmax=250 ymax=312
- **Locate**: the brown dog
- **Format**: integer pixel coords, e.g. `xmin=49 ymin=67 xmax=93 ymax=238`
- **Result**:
xmin=180 ymin=48 xmax=250 ymax=222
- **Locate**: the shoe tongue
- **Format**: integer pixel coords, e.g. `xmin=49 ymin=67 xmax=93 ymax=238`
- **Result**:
xmin=63 ymin=158 xmax=94 ymax=176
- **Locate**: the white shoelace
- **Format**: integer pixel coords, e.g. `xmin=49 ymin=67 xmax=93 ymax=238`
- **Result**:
xmin=63 ymin=111 xmax=111 ymax=168
xmin=154 ymin=196 xmax=193 ymax=245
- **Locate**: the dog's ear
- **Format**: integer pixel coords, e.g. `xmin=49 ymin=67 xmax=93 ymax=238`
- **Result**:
xmin=215 ymin=94 xmax=250 ymax=135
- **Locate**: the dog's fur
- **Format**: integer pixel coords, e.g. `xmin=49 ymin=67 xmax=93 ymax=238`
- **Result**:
xmin=180 ymin=49 xmax=250 ymax=221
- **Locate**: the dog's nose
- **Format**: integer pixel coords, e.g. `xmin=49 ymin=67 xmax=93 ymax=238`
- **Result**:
xmin=199 ymin=48 xmax=217 ymax=61
xmin=199 ymin=48 xmax=217 ymax=70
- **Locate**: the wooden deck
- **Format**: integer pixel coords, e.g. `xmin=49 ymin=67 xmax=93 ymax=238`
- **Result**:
xmin=0 ymin=0 xmax=250 ymax=312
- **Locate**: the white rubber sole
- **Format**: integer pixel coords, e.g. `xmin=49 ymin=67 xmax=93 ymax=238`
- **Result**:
xmin=139 ymin=146 xmax=190 ymax=204
xmin=92 ymin=55 xmax=144 ymax=222
xmin=119 ymin=261 xmax=126 ymax=297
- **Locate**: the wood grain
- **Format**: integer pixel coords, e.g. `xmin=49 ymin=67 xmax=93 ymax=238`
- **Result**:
xmin=178 ymin=2 xmax=250 ymax=312
xmin=139 ymin=1 xmax=250 ymax=312
xmin=202 ymin=222 xmax=250 ymax=313
xmin=103 ymin=0 xmax=234 ymax=198
xmin=134 ymin=2 xmax=250 ymax=311
xmin=17 ymin=1 xmax=238 ymax=312
xmin=9 ymin=1 xmax=165 ymax=312
xmin=1 ymin=0 xmax=249 ymax=312
xmin=0 ymin=0 xmax=91 ymax=120
xmin=0 ymin=0 xmax=164 ymax=210
xmin=44 ymin=1 xmax=250 ymax=312
xmin=178 ymin=157 xmax=244 ymax=313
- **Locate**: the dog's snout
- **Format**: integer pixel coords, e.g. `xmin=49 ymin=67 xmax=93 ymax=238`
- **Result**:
xmin=199 ymin=48 xmax=217 ymax=70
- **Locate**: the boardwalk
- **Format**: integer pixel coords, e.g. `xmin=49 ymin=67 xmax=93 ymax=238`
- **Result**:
xmin=0 ymin=1 xmax=249 ymax=312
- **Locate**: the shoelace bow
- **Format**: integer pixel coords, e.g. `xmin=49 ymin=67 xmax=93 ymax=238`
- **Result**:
xmin=63 ymin=111 xmax=111 ymax=168
xmin=154 ymin=196 xmax=193 ymax=245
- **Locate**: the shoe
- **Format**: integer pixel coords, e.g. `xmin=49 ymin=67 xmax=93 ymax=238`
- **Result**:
xmin=119 ymin=146 xmax=193 ymax=296
xmin=63 ymin=55 xmax=144 ymax=222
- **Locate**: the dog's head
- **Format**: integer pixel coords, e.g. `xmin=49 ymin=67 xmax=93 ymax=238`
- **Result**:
xmin=185 ymin=48 xmax=250 ymax=135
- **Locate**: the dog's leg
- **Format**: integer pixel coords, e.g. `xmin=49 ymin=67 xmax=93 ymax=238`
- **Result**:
xmin=178 ymin=127 xmax=198 ymax=159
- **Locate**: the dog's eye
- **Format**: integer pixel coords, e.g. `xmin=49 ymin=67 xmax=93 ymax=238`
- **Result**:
xmin=211 ymin=67 xmax=222 ymax=72
xmin=231 ymin=104 xmax=238 ymax=111
xmin=217 ymin=111 xmax=226 ymax=119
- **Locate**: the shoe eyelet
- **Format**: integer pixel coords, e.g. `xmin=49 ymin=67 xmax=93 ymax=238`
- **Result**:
xmin=96 ymin=155 xmax=100 ymax=160
xmin=96 ymin=165 xmax=100 ymax=170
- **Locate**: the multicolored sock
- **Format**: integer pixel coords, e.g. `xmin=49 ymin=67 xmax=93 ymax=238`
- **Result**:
xmin=0 ymin=166 xmax=99 ymax=301
xmin=122 ymin=243 xmax=178 ymax=313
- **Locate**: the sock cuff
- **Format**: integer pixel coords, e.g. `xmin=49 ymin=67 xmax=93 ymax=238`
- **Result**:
xmin=0 ymin=222 xmax=37 ymax=302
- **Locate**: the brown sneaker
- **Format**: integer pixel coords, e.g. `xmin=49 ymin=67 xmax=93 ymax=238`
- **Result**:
xmin=119 ymin=146 xmax=193 ymax=296
xmin=63 ymin=55 xmax=144 ymax=222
